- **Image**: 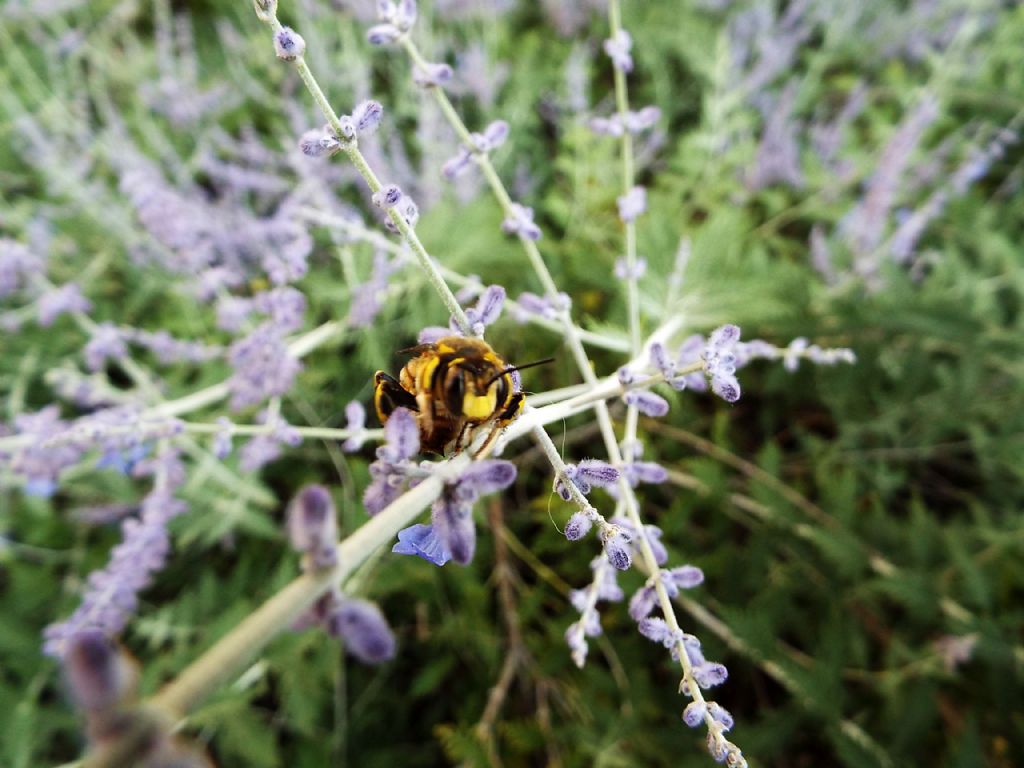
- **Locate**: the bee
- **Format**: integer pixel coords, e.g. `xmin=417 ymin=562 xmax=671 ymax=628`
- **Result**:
xmin=374 ymin=336 xmax=550 ymax=456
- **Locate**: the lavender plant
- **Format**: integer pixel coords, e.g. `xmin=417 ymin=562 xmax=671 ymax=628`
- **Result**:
xmin=2 ymin=0 xmax=1022 ymax=766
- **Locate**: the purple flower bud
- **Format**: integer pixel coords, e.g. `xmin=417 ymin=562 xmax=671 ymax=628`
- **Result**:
xmin=352 ymin=100 xmax=383 ymax=134
xmin=589 ymin=116 xmax=624 ymax=137
xmin=372 ymin=184 xmax=404 ymax=209
xmin=644 ymin=525 xmax=669 ymax=565
xmin=472 ymin=284 xmax=505 ymax=327
xmin=342 ymin=401 xmax=368 ymax=452
xmin=378 ymin=407 xmax=419 ymax=462
xmin=708 ymin=324 xmax=741 ymax=349
xmin=442 ymin=147 xmax=474 ymax=179
xmin=274 ymin=27 xmax=306 ymax=61
xmin=366 ymin=23 xmax=402 ymax=45
xmin=564 ymin=511 xmax=593 ymax=541
xmin=669 ymin=565 xmax=704 ymax=589
xmin=707 ymin=701 xmax=734 ymax=731
xmin=383 ymin=197 xmax=420 ymax=234
xmin=501 ymin=203 xmax=542 ymax=241
xmin=638 ymin=616 xmax=672 ymax=644
xmin=576 ymin=459 xmax=619 ymax=487
xmin=432 ymin=495 xmax=475 ymax=565
xmin=629 ymin=584 xmax=658 ymax=621
xmin=455 ymin=459 xmax=516 ymax=500
xmin=392 ymin=523 xmax=451 ymax=566
xmin=624 ymin=390 xmax=669 ymax=417
xmin=603 ymin=29 xmax=633 ymax=72
xmin=299 ymin=128 xmax=341 ymax=158
xmin=288 ymin=485 xmax=339 ymax=570
xmin=682 ymin=633 xmax=705 ymax=666
xmin=393 ymin=0 xmax=417 ymax=29
xmin=326 ymin=598 xmax=396 ymax=664
xmin=616 ymin=185 xmax=647 ymax=223
xmin=481 ymin=120 xmax=509 ymax=148
xmin=626 ymin=461 xmax=668 ymax=485
xmin=711 ymin=374 xmax=741 ymax=403
xmin=413 ymin=61 xmax=454 ymax=88
xmin=417 ymin=326 xmax=449 ymax=344
xmin=693 ymin=661 xmax=729 ymax=689
xmin=682 ymin=700 xmax=707 ymax=728
xmin=63 ymin=630 xmax=134 ymax=711
xmin=623 ymin=105 xmax=661 ymax=132
xmin=603 ymin=532 xmax=632 ymax=571
xmin=614 ymin=256 xmax=647 ymax=280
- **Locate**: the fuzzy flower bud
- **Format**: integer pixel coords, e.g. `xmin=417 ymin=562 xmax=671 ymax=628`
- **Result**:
xmin=564 ymin=511 xmax=593 ymax=541
xmin=617 ymin=185 xmax=647 ymax=223
xmin=288 ymin=485 xmax=339 ymax=570
xmin=383 ymin=197 xmax=420 ymax=234
xmin=413 ymin=61 xmax=454 ymax=88
xmin=299 ymin=128 xmax=341 ymax=158
xmin=682 ymin=700 xmax=707 ymax=728
xmin=602 ymin=531 xmax=632 ymax=571
xmin=501 ymin=202 xmax=542 ymax=241
xmin=614 ymin=256 xmax=647 ymax=280
xmin=325 ymin=598 xmax=397 ymax=664
xmin=367 ymin=23 xmax=402 ymax=46
xmin=624 ymin=389 xmax=669 ymax=417
xmin=352 ymin=100 xmax=383 ymax=134
xmin=603 ymin=29 xmax=634 ymax=72
xmin=63 ymin=630 xmax=136 ymax=712
xmin=273 ymin=27 xmax=305 ymax=61
xmin=372 ymin=184 xmax=404 ymax=209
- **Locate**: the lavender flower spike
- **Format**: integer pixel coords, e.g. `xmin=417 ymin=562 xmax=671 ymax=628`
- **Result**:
xmin=43 ymin=452 xmax=188 ymax=657
xmin=38 ymin=283 xmax=91 ymax=326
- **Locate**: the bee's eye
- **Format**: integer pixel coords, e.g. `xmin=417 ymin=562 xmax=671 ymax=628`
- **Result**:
xmin=445 ymin=371 xmax=465 ymax=416
xmin=494 ymin=375 xmax=509 ymax=407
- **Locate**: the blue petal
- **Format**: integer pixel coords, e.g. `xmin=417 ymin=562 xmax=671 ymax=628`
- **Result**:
xmin=96 ymin=444 xmax=151 ymax=475
xmin=392 ymin=524 xmax=451 ymax=566
xmin=24 ymin=477 xmax=57 ymax=497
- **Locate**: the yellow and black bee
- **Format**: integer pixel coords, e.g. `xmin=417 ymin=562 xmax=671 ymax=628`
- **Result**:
xmin=374 ymin=336 xmax=549 ymax=456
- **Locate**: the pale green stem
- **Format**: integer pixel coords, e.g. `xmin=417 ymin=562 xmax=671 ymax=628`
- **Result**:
xmin=297 ymin=207 xmax=631 ymax=353
xmin=149 ymin=455 xmax=466 ymax=718
xmin=259 ymin=11 xmax=472 ymax=335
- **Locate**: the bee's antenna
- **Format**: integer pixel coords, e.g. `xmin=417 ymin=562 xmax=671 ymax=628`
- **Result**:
xmin=487 ymin=357 xmax=555 ymax=385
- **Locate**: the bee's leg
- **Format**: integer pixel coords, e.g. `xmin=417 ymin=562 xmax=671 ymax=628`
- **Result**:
xmin=497 ymin=392 xmax=525 ymax=422
xmin=471 ymin=424 xmax=503 ymax=459
xmin=473 ymin=393 xmax=525 ymax=458
xmin=453 ymin=422 xmax=472 ymax=454
xmin=373 ymin=371 xmax=418 ymax=424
